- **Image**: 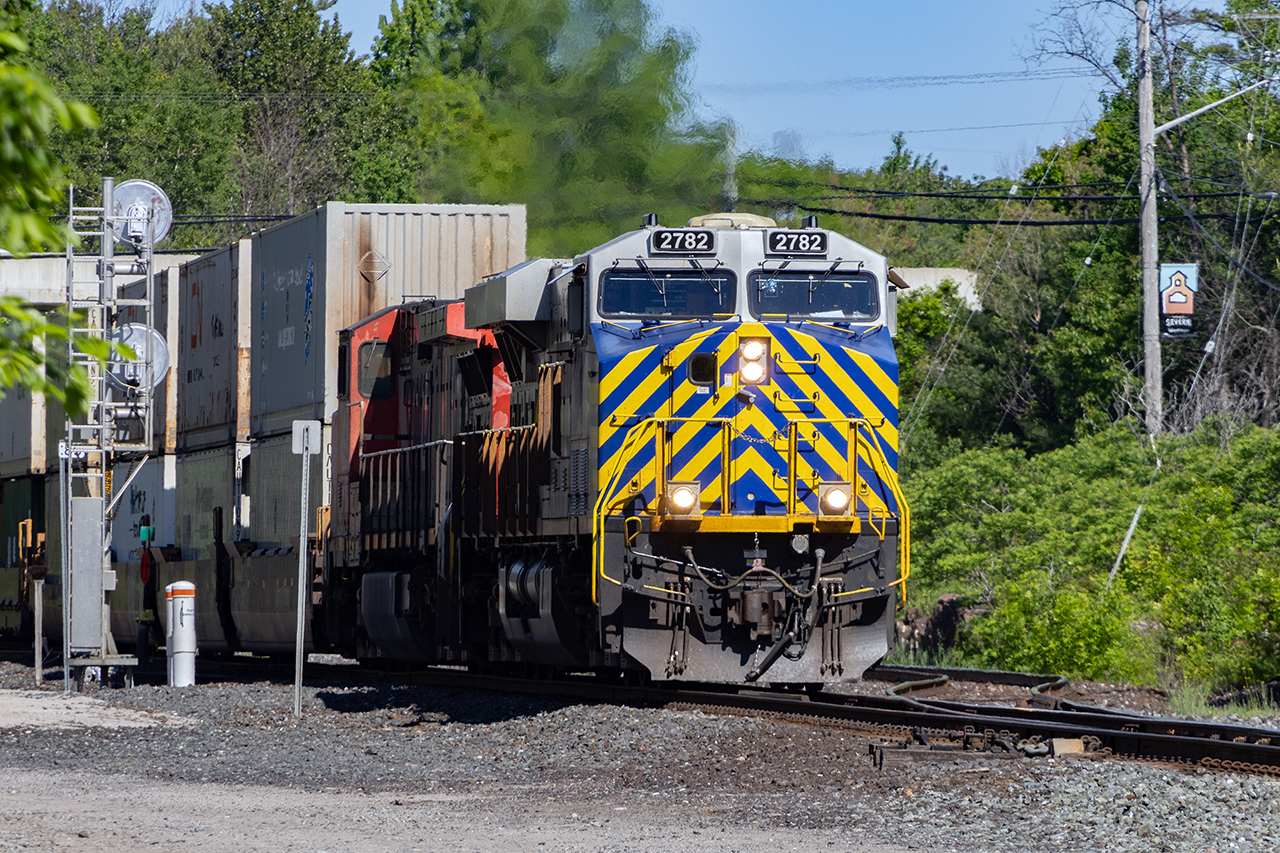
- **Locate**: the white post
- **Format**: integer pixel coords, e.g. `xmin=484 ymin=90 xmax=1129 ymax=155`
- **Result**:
xmin=291 ymin=420 xmax=321 ymax=718
xmin=167 ymin=581 xmax=196 ymax=687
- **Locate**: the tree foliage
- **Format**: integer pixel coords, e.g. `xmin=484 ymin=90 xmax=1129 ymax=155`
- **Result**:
xmin=377 ymin=0 xmax=731 ymax=256
xmin=205 ymin=0 xmax=377 ymax=215
xmin=906 ymin=420 xmax=1280 ymax=686
xmin=0 ymin=0 xmax=94 ymax=253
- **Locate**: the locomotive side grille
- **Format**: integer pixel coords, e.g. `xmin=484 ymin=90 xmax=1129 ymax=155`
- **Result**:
xmin=569 ymin=445 xmax=589 ymax=515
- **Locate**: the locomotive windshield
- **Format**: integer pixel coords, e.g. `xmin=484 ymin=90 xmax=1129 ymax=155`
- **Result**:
xmin=599 ymin=268 xmax=736 ymax=319
xmin=357 ymin=341 xmax=396 ymax=399
xmin=749 ymin=269 xmax=879 ymax=321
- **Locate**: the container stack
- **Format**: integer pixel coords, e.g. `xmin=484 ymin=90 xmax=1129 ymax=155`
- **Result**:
xmin=0 ymin=202 xmax=526 ymax=654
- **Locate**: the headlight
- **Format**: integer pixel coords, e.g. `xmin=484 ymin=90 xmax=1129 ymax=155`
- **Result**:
xmin=666 ymin=482 xmax=700 ymax=515
xmin=739 ymin=338 xmax=769 ymax=385
xmin=818 ymin=482 xmax=852 ymax=515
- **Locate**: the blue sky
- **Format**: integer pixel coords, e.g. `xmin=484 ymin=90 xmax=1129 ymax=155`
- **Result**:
xmin=156 ymin=0 xmax=1221 ymax=181
xmin=324 ymin=0 xmax=1114 ymax=180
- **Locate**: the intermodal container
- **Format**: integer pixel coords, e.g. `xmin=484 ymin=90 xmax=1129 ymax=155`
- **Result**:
xmin=176 ymin=241 xmax=253 ymax=452
xmin=250 ymin=203 xmax=526 ymax=437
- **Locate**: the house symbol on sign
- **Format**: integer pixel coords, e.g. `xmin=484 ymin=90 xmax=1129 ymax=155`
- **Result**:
xmin=1162 ymin=270 xmax=1195 ymax=315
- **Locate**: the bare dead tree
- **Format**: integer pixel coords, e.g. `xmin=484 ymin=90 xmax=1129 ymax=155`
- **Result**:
xmin=235 ymin=95 xmax=346 ymax=217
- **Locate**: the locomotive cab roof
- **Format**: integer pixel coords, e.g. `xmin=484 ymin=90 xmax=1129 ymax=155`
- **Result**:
xmin=685 ymin=212 xmax=777 ymax=229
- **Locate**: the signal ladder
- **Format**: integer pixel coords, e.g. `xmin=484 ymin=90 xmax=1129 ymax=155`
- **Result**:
xmin=60 ymin=177 xmax=159 ymax=689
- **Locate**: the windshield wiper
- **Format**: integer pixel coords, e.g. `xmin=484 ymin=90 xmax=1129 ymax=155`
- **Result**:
xmin=690 ymin=259 xmax=732 ymax=316
xmin=634 ymin=258 xmax=667 ymax=309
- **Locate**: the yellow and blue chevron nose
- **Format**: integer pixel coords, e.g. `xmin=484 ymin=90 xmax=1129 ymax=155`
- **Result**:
xmin=596 ymin=321 xmax=901 ymax=527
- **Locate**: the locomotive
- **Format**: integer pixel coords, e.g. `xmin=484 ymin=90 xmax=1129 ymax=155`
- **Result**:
xmin=319 ymin=212 xmax=910 ymax=684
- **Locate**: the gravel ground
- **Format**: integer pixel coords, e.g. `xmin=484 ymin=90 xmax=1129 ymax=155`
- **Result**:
xmin=0 ymin=660 xmax=1278 ymax=853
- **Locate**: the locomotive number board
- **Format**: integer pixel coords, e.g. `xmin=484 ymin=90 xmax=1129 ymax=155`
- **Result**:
xmin=766 ymin=230 xmax=828 ymax=256
xmin=650 ymin=229 xmax=716 ymax=254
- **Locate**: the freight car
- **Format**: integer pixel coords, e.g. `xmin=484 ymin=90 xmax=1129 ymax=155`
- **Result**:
xmin=55 ymin=212 xmax=907 ymax=685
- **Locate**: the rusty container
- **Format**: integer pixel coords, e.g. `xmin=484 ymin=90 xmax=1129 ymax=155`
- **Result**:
xmin=249 ymin=203 xmax=526 ymax=438
xmin=175 ymin=241 xmax=253 ymax=452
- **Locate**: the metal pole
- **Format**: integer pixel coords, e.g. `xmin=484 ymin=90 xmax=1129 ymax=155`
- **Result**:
xmin=60 ymin=444 xmax=69 ymax=693
xmin=33 ymin=579 xmax=43 ymax=685
xmin=294 ymin=425 xmax=311 ymax=718
xmin=1138 ymin=0 xmax=1163 ymax=435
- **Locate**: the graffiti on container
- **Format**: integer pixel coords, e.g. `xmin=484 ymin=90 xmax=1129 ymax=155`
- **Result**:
xmin=210 ymin=313 xmax=224 ymax=339
xmin=273 ymin=263 xmax=309 ymax=292
xmin=304 ymin=256 xmax=314 ymax=363
xmin=129 ymin=486 xmax=147 ymax=515
xmin=189 ymin=279 xmax=203 ymax=350
xmin=186 ymin=368 xmax=204 ymax=383
xmin=278 ymin=327 xmax=295 ymax=348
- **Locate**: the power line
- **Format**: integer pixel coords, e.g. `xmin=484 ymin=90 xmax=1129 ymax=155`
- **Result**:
xmin=739 ymin=199 xmax=1275 ymax=227
xmin=741 ymin=174 xmax=1253 ymax=199
xmin=1157 ymin=167 xmax=1280 ymax=292
xmin=704 ymin=67 xmax=1103 ymax=97
xmin=803 ymin=189 xmax=1246 ymax=203
xmin=901 ymin=147 xmax=1068 ymax=444
xmin=989 ymin=169 xmax=1141 ymax=441
xmin=822 ymin=119 xmax=1094 ymax=139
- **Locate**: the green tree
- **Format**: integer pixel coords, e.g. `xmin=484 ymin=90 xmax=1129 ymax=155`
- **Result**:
xmin=0 ymin=0 xmax=95 ymax=252
xmin=205 ymin=0 xmax=378 ymax=214
xmin=905 ymin=420 xmax=1280 ymax=687
xmin=0 ymin=297 xmax=110 ymax=417
xmin=378 ymin=0 xmax=730 ymax=256
xmin=25 ymin=1 xmax=241 ymax=248
xmin=0 ymin=0 xmax=115 ymax=419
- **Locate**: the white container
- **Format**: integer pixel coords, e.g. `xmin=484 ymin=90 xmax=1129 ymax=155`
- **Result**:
xmin=165 ymin=581 xmax=196 ymax=687
xmin=250 ymin=203 xmax=526 ymax=437
xmin=109 ymin=455 xmax=176 ymax=561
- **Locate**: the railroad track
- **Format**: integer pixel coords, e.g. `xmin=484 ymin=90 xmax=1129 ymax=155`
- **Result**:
xmin=333 ymin=660 xmax=1280 ymax=778
xmin=23 ymin=651 xmax=1280 ymax=778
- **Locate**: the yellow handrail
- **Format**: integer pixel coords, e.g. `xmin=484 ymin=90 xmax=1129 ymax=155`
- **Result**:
xmin=853 ymin=421 xmax=911 ymax=604
xmin=593 ymin=414 xmax=910 ymax=604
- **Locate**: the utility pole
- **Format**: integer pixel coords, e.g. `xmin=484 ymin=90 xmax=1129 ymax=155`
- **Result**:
xmin=1138 ymin=0 xmax=1162 ymax=435
xmin=1136 ymin=1 xmax=1277 ymax=435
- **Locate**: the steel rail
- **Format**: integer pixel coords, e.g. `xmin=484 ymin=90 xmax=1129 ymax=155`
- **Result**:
xmin=103 ymin=654 xmax=1280 ymax=777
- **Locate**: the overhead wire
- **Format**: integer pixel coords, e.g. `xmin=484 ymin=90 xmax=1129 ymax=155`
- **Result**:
xmin=898 ymin=193 xmax=1019 ymax=444
xmin=742 ymin=173 xmax=1251 ymax=198
xmin=801 ymin=189 xmax=1244 ymax=203
xmin=1156 ymin=167 xmax=1280 ymax=292
xmin=900 ymin=142 xmax=1068 ymax=448
xmin=739 ymin=199 xmax=1272 ymax=227
xmin=988 ymin=167 xmax=1142 ymax=442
